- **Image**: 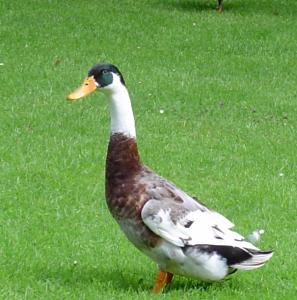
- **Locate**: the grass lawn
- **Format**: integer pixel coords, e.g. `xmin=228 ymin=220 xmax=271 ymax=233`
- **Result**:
xmin=1 ymin=0 xmax=297 ymax=299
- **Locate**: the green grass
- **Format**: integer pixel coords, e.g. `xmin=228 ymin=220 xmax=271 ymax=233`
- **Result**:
xmin=1 ymin=0 xmax=297 ymax=298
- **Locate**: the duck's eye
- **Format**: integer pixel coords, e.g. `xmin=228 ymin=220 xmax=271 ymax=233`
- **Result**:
xmin=100 ymin=70 xmax=113 ymax=86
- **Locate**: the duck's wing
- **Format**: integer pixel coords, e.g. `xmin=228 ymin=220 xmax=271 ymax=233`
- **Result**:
xmin=140 ymin=169 xmax=274 ymax=270
xmin=141 ymin=198 xmax=256 ymax=249
xmin=139 ymin=168 xmax=234 ymax=229
xmin=140 ymin=170 xmax=257 ymax=250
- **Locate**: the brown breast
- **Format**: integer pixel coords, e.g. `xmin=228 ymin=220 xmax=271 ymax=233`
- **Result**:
xmin=105 ymin=133 xmax=160 ymax=248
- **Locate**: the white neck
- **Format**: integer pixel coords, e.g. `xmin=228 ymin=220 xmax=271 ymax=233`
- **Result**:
xmin=103 ymin=76 xmax=136 ymax=138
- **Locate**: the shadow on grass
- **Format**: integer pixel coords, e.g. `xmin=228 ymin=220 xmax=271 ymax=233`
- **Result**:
xmin=37 ymin=265 xmax=141 ymax=291
xmin=158 ymin=0 xmax=219 ymax=12
xmin=152 ymin=0 xmax=297 ymax=17
xmin=36 ymin=264 xmax=227 ymax=294
xmin=168 ymin=278 xmax=215 ymax=292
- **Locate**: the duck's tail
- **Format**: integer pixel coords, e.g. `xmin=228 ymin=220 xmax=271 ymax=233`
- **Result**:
xmin=231 ymin=249 xmax=273 ymax=270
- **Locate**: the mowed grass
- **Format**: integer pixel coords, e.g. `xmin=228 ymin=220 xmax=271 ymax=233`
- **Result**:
xmin=1 ymin=0 xmax=297 ymax=298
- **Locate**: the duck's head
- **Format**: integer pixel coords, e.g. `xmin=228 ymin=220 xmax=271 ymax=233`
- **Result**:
xmin=67 ymin=63 xmax=126 ymax=100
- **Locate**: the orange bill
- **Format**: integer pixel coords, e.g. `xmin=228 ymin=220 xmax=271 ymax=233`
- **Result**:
xmin=67 ymin=76 xmax=97 ymax=100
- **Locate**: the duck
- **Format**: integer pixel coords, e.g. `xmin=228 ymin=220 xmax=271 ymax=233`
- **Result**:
xmin=217 ymin=0 xmax=223 ymax=12
xmin=67 ymin=63 xmax=273 ymax=293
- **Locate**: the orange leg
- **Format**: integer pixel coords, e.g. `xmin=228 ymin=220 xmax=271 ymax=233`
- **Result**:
xmin=152 ymin=271 xmax=174 ymax=294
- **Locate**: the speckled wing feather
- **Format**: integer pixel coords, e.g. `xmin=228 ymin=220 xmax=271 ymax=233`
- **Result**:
xmin=140 ymin=168 xmax=258 ymax=250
